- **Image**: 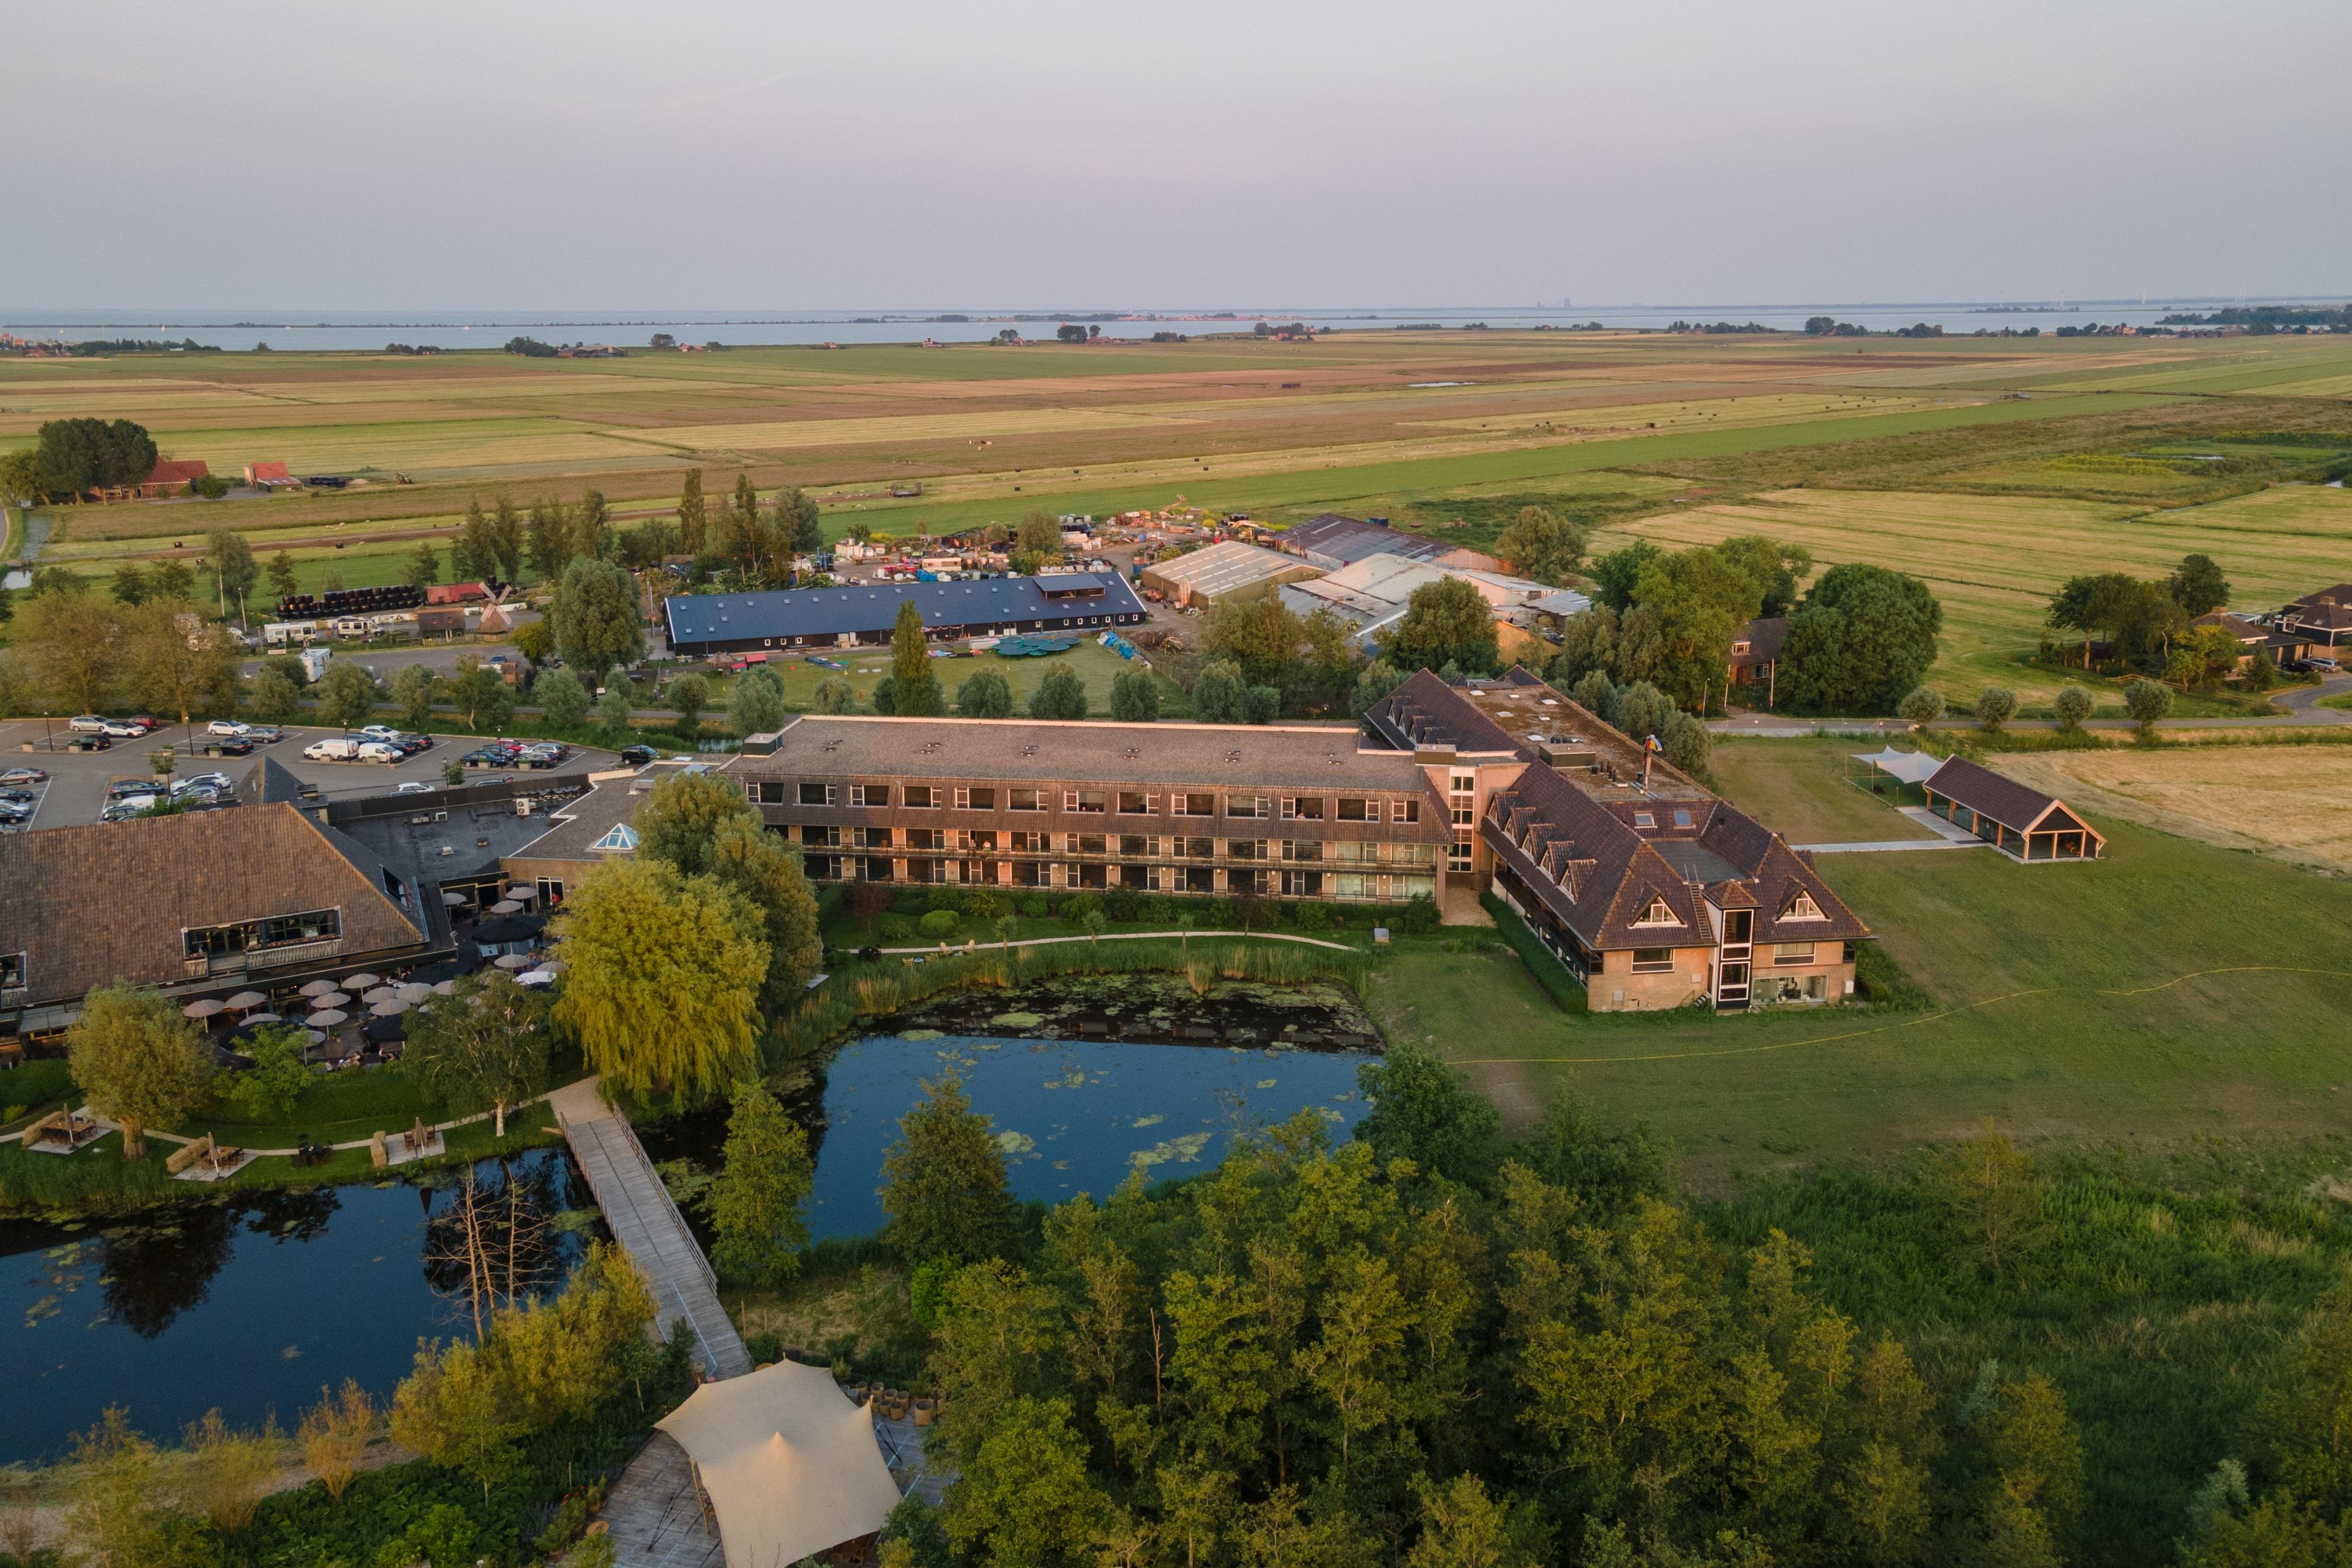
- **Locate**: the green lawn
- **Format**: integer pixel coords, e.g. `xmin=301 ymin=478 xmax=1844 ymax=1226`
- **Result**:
xmin=1376 ymin=814 xmax=2352 ymax=1186
xmin=1707 ymin=737 xmax=1939 ymax=843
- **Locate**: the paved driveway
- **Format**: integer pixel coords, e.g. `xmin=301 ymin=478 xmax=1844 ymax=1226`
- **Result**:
xmin=0 ymin=719 xmax=614 ymax=832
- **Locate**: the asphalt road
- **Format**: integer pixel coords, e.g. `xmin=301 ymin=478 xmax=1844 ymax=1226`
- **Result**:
xmin=234 ymin=641 xmax=527 ymax=681
xmin=0 ymin=719 xmax=616 ymax=832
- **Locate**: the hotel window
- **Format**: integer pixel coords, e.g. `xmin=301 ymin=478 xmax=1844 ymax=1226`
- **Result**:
xmin=1116 ymin=790 xmax=1157 ymax=815
xmin=800 ymin=824 xmax=841 ymax=848
xmin=1631 ymin=947 xmax=1674 ymax=974
xmin=1225 ymin=794 xmax=1268 ymax=819
xmin=1337 ymin=798 xmax=1372 ymax=822
xmin=1282 ymin=796 xmax=1326 ymax=821
xmin=1011 ymin=830 xmax=1048 ymax=853
xmin=1448 ymin=837 xmax=1473 ymax=873
xmin=1330 ymin=872 xmax=1378 ymax=900
xmin=959 ymin=828 xmax=999 ymax=852
xmin=1119 ymin=834 xmax=1157 ymax=858
xmin=1225 ymin=838 xmax=1267 ymax=860
xmin=1782 ymin=892 xmax=1825 ymax=921
xmin=1173 ymin=792 xmax=1217 ymax=817
xmin=1179 ymin=836 xmax=1215 ymax=860
xmin=954 ymin=786 xmax=998 ymax=811
xmin=855 ymin=826 xmax=895 ymax=850
xmin=1772 ymin=943 xmax=1817 ymax=967
xmin=1449 ymin=772 xmax=1476 ymax=828
xmin=903 ymin=785 xmax=938 ymax=809
xmin=1014 ymin=861 xmax=1048 ymax=887
xmin=534 ymin=878 xmax=565 ymax=908
xmin=1281 ymin=868 xmax=1323 ymax=897
xmin=904 ymin=828 xmax=943 ymax=851
xmin=1332 ymin=840 xmax=1374 ymax=863
xmin=849 ymin=782 xmax=891 ymax=808
xmin=1392 ymin=796 xmax=1419 ymax=824
xmin=183 ymin=907 xmax=343 ymax=961
xmin=1633 ymin=897 xmax=1679 ymax=926
xmin=1 ymin=952 xmax=25 ymax=990
xmin=1281 ymin=840 xmax=1325 ymax=863
xmin=798 ymin=782 xmax=835 ymax=806
xmin=1065 ymin=789 xmax=1106 ymax=814
xmin=1076 ymin=834 xmax=1108 ymax=856
xmin=754 ymin=781 xmax=786 ymax=804
xmin=1009 ymin=788 xmax=1047 ymax=812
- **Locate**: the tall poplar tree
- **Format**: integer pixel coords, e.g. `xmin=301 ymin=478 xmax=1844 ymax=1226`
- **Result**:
xmin=677 ymin=469 xmax=708 ymax=554
xmin=889 ymin=599 xmax=942 ymax=716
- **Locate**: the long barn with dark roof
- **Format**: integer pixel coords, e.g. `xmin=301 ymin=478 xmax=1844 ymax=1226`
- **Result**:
xmin=663 ymin=572 xmax=1146 ymax=657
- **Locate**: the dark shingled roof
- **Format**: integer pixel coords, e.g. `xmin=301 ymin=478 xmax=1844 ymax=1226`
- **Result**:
xmin=1733 ymin=616 xmax=1788 ymax=664
xmin=0 ymin=804 xmax=430 ymax=1009
xmin=1362 ymin=669 xmax=1530 ymax=757
xmin=662 ymin=572 xmax=1145 ymax=651
xmin=1924 ymin=756 xmax=2089 ymax=834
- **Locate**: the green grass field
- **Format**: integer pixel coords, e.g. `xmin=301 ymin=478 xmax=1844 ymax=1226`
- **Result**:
xmin=1707 ymin=736 xmax=1939 ymax=843
xmin=1378 ymin=811 xmax=2352 ymax=1187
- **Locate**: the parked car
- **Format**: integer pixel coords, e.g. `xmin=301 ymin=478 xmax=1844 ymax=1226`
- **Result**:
xmin=2312 ymin=657 xmax=2344 ymax=673
xmin=202 ymin=737 xmax=255 ymax=757
xmin=617 ymin=745 xmax=657 ymax=766
xmin=247 ymin=725 xmax=284 ymax=744
xmin=359 ymin=725 xmax=404 ymax=742
xmin=461 ymin=746 xmax=514 ymax=767
xmin=0 ymin=767 xmax=46 ymax=786
xmin=106 ymin=777 xmax=160 ymax=799
xmin=392 ymin=780 xmax=436 ymax=795
xmin=61 ymin=735 xmax=112 ymax=752
xmin=175 ymin=772 xmax=233 ymax=795
xmin=100 ymin=719 xmax=149 ymax=738
xmin=67 ymin=715 xmax=109 ymax=734
xmin=305 ymin=738 xmax=363 ymax=761
xmin=0 ymin=788 xmax=36 ymax=805
xmin=207 ymin=720 xmax=251 ymax=737
xmin=101 ymin=796 xmax=159 ymax=822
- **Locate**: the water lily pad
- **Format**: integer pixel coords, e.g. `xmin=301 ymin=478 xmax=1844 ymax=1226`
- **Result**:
xmin=1130 ymin=1131 xmax=1214 ymax=1169
xmin=1256 ymin=1079 xmax=1278 ymax=1090
xmin=993 ymin=1013 xmax=1044 ymax=1029
xmin=994 ymin=1131 xmax=1036 ymax=1155
xmin=1132 ymin=1114 xmax=1165 ymax=1129
xmin=902 ymin=1028 xmax=945 ymax=1041
xmin=1052 ymin=1160 xmax=1070 ymax=1170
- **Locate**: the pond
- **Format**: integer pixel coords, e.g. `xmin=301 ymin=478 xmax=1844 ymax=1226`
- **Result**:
xmin=0 ymin=1148 xmax=596 ymax=1465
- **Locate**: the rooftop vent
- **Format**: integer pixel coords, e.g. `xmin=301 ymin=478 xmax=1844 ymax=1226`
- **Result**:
xmin=1122 ymin=747 xmax=1140 ymax=760
xmin=920 ymin=741 xmax=942 ymax=754
xmin=1225 ymin=749 xmax=1243 ymax=763
xmin=821 ymin=739 xmax=842 ymax=751
xmin=1020 ymin=744 xmax=1039 ymax=757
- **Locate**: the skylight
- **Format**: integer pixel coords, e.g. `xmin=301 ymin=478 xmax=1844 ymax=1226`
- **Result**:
xmin=590 ymin=823 xmax=639 ymax=854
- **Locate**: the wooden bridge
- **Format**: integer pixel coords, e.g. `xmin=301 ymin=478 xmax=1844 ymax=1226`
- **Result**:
xmin=549 ymin=1078 xmax=751 ymax=1381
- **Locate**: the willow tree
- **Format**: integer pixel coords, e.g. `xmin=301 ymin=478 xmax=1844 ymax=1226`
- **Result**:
xmin=68 ymin=985 xmax=213 ymax=1157
xmin=402 ymin=971 xmax=551 ymax=1138
xmin=551 ymin=859 xmax=766 ymax=1101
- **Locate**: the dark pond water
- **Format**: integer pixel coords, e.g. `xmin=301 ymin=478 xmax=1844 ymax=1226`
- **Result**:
xmin=0 ymin=1149 xmax=595 ymax=1465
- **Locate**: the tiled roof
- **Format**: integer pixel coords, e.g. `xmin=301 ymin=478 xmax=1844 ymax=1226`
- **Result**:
xmin=1362 ymin=669 xmax=1531 ymax=757
xmin=1924 ymin=756 xmax=2072 ymax=831
xmin=0 ymin=804 xmax=430 ymax=1009
xmin=1733 ymin=616 xmax=1788 ymax=663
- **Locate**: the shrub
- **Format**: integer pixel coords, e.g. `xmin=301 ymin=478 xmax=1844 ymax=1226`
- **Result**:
xmin=1294 ymin=903 xmax=1330 ymax=932
xmin=1243 ymin=685 xmax=1281 ymax=724
xmin=924 ymin=888 xmax=962 ymax=915
xmin=1143 ymin=895 xmax=1176 ymax=923
xmin=1206 ymin=897 xmax=1237 ymax=926
xmin=1975 ymin=686 xmax=2018 ymax=732
xmin=962 ymin=889 xmax=1007 ymax=920
xmin=1396 ymin=894 xmax=1442 ymax=935
xmin=2053 ymin=684 xmax=2094 ymax=732
xmin=2125 ymin=676 xmax=2174 ymax=735
xmin=877 ymin=914 xmax=914 ymax=941
xmin=1897 ymin=685 xmax=1945 ymax=727
xmin=1020 ymin=895 xmax=1049 ymax=919
xmin=1061 ymin=892 xmax=1102 ymax=925
xmin=917 ymin=909 xmax=962 ymax=939
xmin=1103 ymin=886 xmax=1141 ymax=921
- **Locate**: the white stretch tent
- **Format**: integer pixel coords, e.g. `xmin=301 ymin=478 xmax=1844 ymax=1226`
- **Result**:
xmin=1849 ymin=747 xmax=1944 ymax=785
xmin=654 ymin=1361 xmax=903 ymax=1567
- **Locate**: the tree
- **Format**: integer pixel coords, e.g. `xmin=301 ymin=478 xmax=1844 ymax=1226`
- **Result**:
xmin=881 ymin=1073 xmax=1022 ymax=1264
xmin=180 ymin=1407 xmax=283 ymax=1535
xmin=313 ymin=660 xmax=383 ymax=728
xmin=1355 ymin=1042 xmax=1499 ymax=1187
xmin=66 ymin=1409 xmax=177 ymax=1568
xmin=1244 ymin=685 xmax=1281 ymax=724
xmin=813 ymin=673 xmax=858 ymax=713
xmin=1349 ymin=658 xmax=1406 ymax=719
xmin=1710 ymin=533 xmax=1812 ymax=617
xmin=1896 ymin=686 xmax=1944 ymax=728
xmin=2124 ymin=676 xmax=2172 ymax=735
xmin=122 ymin=600 xmax=240 ymax=728
xmin=68 ymin=985 xmax=213 ymax=1157
xmin=1988 ymin=1371 xmax=2085 ymax=1553
xmin=1545 ymin=603 xmax=1620 ymax=690
xmin=575 ymin=489 xmax=613 ymax=562
xmin=392 ymin=663 xmax=440 ymax=730
xmin=298 ymin=1381 xmax=375 ymax=1502
xmin=1191 ymin=658 xmax=1247 ymax=723
xmin=1387 ymin=578 xmax=1499 ymax=675
xmin=1589 ymin=541 xmax=1663 ymax=612
xmin=403 ymin=971 xmax=551 ymax=1138
xmin=598 ymin=667 xmax=635 ymax=733
xmin=33 ymin=417 xmax=156 ymax=498
xmin=2169 ymin=553 xmax=2231 ymax=617
xmin=552 ymin=858 xmax=767 ymax=1100
xmin=265 ymin=551 xmax=299 ymax=603
xmin=1109 ymin=668 xmax=1161 ymax=722
xmin=248 ymin=666 xmax=301 ymax=722
xmin=2052 ymin=684 xmax=2093 ymax=733
xmin=1204 ymin=596 xmax=1304 ymax=684
xmin=207 ymin=530 xmax=260 ymax=619
xmin=891 ymin=600 xmax=943 ymax=716
xmin=776 ymin=486 xmax=824 ymax=558
xmin=1017 ymin=510 xmax=1063 ymax=558
xmin=728 ymin=665 xmax=787 ymax=737
xmin=390 ymin=1337 xmax=528 ymax=1502
xmin=1975 ymin=686 xmax=2018 ymax=732
xmin=226 ymin=1023 xmax=313 ymax=1122
xmin=1032 ymin=667 xmax=1089 ymax=721
xmin=634 ymin=772 xmax=760 ymax=875
xmin=958 ymin=670 xmax=1014 ymax=718
xmin=1617 ymin=680 xmax=1674 ymax=744
xmin=677 ymin=469 xmax=708 ymax=553
xmin=450 ymin=500 xmax=494 ymax=582
xmin=526 ymin=495 xmax=575 ymax=581
xmin=111 ymin=564 xmax=151 ymax=607
xmin=535 ymin=667 xmax=590 ymax=729
xmin=708 ymin=1081 xmax=814 ymax=1286
xmin=707 ymin=817 xmax=823 ymax=1007
xmin=405 ymin=539 xmax=441 ymax=590
xmin=1938 ymin=1119 xmax=2046 ymax=1279
xmin=0 ymin=447 xmax=43 ymax=507
xmin=487 ymin=495 xmax=525 ymax=583
xmin=1404 ymin=1473 xmax=1548 ymax=1568
xmin=449 ymin=660 xmax=515 ymax=730
xmin=946 ymin=1396 xmax=1109 ymax=1568
xmin=1494 ymin=505 xmax=1586 ymax=587
xmin=549 ymin=558 xmax=645 ymax=674
xmin=1777 ymin=564 xmax=1942 ymax=717
xmin=510 ymin=617 xmax=555 ymax=667
xmin=668 ymin=671 xmax=710 ymax=740
xmin=12 ymin=581 xmax=117 ymax=714
xmin=1663 ymin=710 xmax=1711 ymax=777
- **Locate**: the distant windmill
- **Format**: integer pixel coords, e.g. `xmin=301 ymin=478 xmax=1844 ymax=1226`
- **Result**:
xmin=478 ymin=581 xmax=517 ymax=636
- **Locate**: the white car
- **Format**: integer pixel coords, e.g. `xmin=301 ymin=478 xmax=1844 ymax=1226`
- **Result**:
xmin=359 ymin=725 xmax=404 ymax=741
xmin=101 ymin=719 xmax=151 ymax=738
xmin=68 ymin=715 xmax=110 ymax=734
xmin=392 ymin=780 xmax=436 ymax=795
xmin=207 ymin=720 xmax=251 ymax=737
xmin=101 ymin=796 xmax=159 ymax=822
xmin=174 ymin=772 xmax=233 ymax=795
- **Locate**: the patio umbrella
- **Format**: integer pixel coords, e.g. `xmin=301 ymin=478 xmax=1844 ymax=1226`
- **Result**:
xmin=361 ymin=986 xmax=395 ymax=1004
xmin=488 ymin=899 xmax=524 ymax=915
xmin=370 ymin=997 xmax=408 ymax=1017
xmin=224 ymin=990 xmax=268 ymax=1011
xmin=441 ymin=892 xmax=468 ymax=908
xmin=492 ymin=953 xmax=535 ymax=970
xmin=241 ymin=1011 xmax=281 ymax=1026
xmin=395 ymin=983 xmax=434 ymax=1004
xmin=505 ymin=884 xmax=537 ymax=900
xmin=311 ymin=990 xmax=351 ymax=1010
xmin=533 ymin=959 xmax=566 ymax=976
xmin=308 ymin=1007 xmax=349 ymax=1026
xmin=299 ymin=979 xmax=339 ymax=998
xmin=432 ymin=979 xmax=458 ymax=996
xmin=181 ymin=999 xmax=225 ymax=1020
xmin=343 ymin=972 xmax=381 ymax=989
xmin=301 ymin=1028 xmax=327 ymax=1047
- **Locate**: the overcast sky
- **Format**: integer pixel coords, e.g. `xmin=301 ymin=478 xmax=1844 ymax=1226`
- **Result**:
xmin=9 ymin=0 xmax=2347 ymax=311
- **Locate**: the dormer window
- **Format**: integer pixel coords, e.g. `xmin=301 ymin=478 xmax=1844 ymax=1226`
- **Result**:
xmin=1633 ymin=896 xmax=1680 ymax=926
xmin=1672 ymin=810 xmax=1694 ymax=828
xmin=1782 ymin=891 xmax=1825 ymax=921
xmin=1633 ymin=811 xmax=1656 ymax=830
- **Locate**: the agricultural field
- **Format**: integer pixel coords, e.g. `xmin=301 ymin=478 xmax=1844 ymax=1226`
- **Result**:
xmin=1600 ymin=485 xmax=2352 ymax=700
xmin=1378 ymin=812 xmax=2352 ymax=1188
xmin=2005 ymin=744 xmax=2352 ymax=873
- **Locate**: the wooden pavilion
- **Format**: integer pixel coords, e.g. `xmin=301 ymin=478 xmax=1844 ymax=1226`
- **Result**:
xmin=1921 ymin=757 xmax=2105 ymax=863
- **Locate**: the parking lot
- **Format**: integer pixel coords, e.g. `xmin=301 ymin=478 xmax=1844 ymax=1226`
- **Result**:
xmin=0 ymin=719 xmax=617 ymax=832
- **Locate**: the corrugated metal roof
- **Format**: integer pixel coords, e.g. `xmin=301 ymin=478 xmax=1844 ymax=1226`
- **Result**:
xmin=663 ymin=573 xmax=1145 ymax=648
xmin=1141 ymin=541 xmax=1316 ymax=600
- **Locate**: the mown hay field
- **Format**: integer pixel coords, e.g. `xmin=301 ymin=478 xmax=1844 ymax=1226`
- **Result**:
xmin=2016 ymin=745 xmax=2352 ymax=872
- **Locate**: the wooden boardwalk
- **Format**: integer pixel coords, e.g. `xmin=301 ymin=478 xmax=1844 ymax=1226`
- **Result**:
xmin=551 ymin=1079 xmax=751 ymax=1381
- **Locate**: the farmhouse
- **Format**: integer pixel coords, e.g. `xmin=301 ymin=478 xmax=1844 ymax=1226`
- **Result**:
xmin=103 ymin=457 xmax=211 ymax=501
xmin=1139 ymin=540 xmax=1323 ymax=609
xmin=2190 ymin=610 xmax=2302 ymax=670
xmin=242 ymin=460 xmax=296 ymax=488
xmin=1730 ymin=616 xmax=1788 ymax=703
xmin=1921 ymin=756 xmax=2106 ymax=862
xmin=1362 ymin=668 xmax=1873 ymax=1012
xmin=663 ymin=572 xmax=1146 ymax=658
xmin=2278 ymin=585 xmax=2352 ymax=652
xmin=1271 ymin=513 xmax=1502 ymax=573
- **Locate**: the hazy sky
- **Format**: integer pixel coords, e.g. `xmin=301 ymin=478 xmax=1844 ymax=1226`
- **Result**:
xmin=11 ymin=0 xmax=2347 ymax=310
